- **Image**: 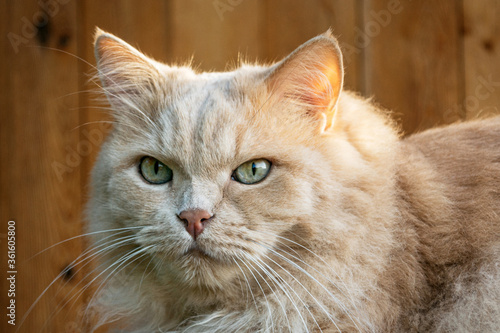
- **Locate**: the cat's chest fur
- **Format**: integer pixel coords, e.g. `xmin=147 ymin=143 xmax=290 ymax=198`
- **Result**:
xmin=88 ymin=29 xmax=500 ymax=332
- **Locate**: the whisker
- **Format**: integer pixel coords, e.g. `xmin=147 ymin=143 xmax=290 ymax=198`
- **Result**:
xmin=27 ymin=226 xmax=143 ymax=261
xmin=52 ymin=235 xmax=139 ymax=295
xmin=38 ymin=237 xmax=138 ymax=328
xmin=16 ymin=234 xmax=138 ymax=332
xmin=235 ymin=271 xmax=248 ymax=304
xmin=259 ymin=250 xmax=340 ymax=332
xmin=52 ymin=245 xmax=153 ymax=330
xmin=245 ymin=255 xmax=295 ymax=333
xmin=138 ymin=251 xmax=158 ymax=293
xmin=82 ymin=247 xmax=153 ymax=324
xmin=70 ymin=120 xmax=116 ymax=131
xmin=248 ymin=253 xmax=317 ymax=333
xmin=257 ymin=242 xmax=360 ymax=332
xmin=257 ymin=230 xmax=362 ymax=315
xmin=25 ymin=45 xmax=162 ymax=135
xmin=232 ymin=258 xmax=258 ymax=311
xmin=239 ymin=255 xmax=276 ymax=333
xmin=45 ymin=246 xmax=150 ymax=332
xmin=54 ymin=88 xmax=106 ymax=100
xmin=264 ymin=237 xmax=356 ymax=309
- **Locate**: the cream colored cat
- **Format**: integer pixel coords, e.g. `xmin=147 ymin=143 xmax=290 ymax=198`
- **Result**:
xmin=87 ymin=28 xmax=500 ymax=332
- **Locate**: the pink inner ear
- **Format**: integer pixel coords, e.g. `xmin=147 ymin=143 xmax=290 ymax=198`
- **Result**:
xmin=267 ymin=39 xmax=343 ymax=131
xmin=293 ymin=56 xmax=342 ymax=112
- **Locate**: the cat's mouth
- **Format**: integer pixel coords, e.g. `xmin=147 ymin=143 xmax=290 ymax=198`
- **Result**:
xmin=184 ymin=243 xmax=211 ymax=259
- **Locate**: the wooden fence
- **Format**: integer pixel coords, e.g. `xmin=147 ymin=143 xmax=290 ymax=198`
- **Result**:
xmin=1 ymin=0 xmax=499 ymax=332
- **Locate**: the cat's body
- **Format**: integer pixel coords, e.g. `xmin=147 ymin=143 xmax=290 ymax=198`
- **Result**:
xmin=87 ymin=29 xmax=500 ymax=332
xmin=395 ymin=118 xmax=500 ymax=331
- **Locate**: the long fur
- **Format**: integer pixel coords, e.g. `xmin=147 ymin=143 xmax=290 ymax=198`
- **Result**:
xmin=85 ymin=30 xmax=500 ymax=332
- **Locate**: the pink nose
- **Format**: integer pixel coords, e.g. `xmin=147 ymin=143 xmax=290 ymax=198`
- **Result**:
xmin=178 ymin=209 xmax=212 ymax=240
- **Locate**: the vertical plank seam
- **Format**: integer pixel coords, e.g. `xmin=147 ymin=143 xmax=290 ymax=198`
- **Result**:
xmin=357 ymin=0 xmax=367 ymax=96
xmin=258 ymin=0 xmax=267 ymax=64
xmin=165 ymin=0 xmax=173 ymax=63
xmin=458 ymin=0 xmax=467 ymax=121
xmin=76 ymin=1 xmax=90 ymax=330
xmin=263 ymin=0 xmax=270 ymax=62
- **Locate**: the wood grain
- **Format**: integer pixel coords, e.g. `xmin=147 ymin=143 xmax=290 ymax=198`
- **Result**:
xmin=1 ymin=1 xmax=84 ymax=332
xmin=170 ymin=0 xmax=265 ymax=71
xmin=463 ymin=0 xmax=500 ymax=119
xmin=265 ymin=0 xmax=361 ymax=90
xmin=364 ymin=0 xmax=463 ymax=134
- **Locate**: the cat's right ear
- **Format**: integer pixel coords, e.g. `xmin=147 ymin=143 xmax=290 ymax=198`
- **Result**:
xmin=94 ymin=28 xmax=162 ymax=117
xmin=265 ymin=30 xmax=344 ymax=133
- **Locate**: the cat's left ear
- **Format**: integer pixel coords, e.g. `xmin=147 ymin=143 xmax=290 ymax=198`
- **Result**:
xmin=266 ymin=30 xmax=343 ymax=132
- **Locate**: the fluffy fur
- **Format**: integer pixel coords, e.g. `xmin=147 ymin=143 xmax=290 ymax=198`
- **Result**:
xmin=86 ymin=29 xmax=500 ymax=332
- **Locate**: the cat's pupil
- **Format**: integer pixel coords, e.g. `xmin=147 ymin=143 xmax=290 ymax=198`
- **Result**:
xmin=154 ymin=161 xmax=159 ymax=174
xmin=252 ymin=162 xmax=256 ymax=176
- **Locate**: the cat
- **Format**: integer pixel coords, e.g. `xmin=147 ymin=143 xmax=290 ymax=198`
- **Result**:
xmin=86 ymin=28 xmax=500 ymax=332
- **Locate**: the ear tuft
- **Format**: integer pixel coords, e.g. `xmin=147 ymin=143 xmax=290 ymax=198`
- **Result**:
xmin=93 ymin=27 xmax=106 ymax=47
xmin=94 ymin=29 xmax=150 ymax=68
xmin=322 ymin=28 xmax=335 ymax=39
xmin=266 ymin=31 xmax=344 ymax=132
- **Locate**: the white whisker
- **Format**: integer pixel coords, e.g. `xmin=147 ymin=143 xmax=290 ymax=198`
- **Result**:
xmin=257 ymin=242 xmax=360 ymax=332
xmin=232 ymin=258 xmax=258 ymax=311
xmin=239 ymin=255 xmax=276 ymax=332
xmin=257 ymin=230 xmax=362 ymax=317
xmin=55 ymin=245 xmax=153 ymax=328
xmin=245 ymin=255 xmax=295 ymax=333
xmin=37 ymin=237 xmax=141 ymax=331
xmin=27 ymin=226 xmax=143 ymax=261
xmin=248 ymin=253 xmax=319 ymax=333
xmin=16 ymin=234 xmax=138 ymax=332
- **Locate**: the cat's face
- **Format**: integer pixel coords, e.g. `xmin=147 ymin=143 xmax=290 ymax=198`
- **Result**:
xmin=89 ymin=29 xmax=347 ymax=289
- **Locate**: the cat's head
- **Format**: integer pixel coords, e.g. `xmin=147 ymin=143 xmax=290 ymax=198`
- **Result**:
xmin=88 ymin=28 xmax=395 ymax=293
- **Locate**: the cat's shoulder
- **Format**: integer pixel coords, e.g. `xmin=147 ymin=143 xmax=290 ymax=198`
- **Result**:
xmin=404 ymin=115 xmax=500 ymax=144
xmin=402 ymin=115 xmax=500 ymax=156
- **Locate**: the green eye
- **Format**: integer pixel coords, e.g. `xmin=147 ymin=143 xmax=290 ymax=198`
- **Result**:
xmin=139 ymin=156 xmax=173 ymax=184
xmin=233 ymin=159 xmax=271 ymax=185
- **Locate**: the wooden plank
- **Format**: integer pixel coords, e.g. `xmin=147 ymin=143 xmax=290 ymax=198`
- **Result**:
xmin=0 ymin=0 xmax=83 ymax=332
xmin=0 ymin=2 xmax=12 ymax=331
xmin=170 ymin=0 xmax=265 ymax=71
xmin=266 ymin=0 xmax=361 ymax=91
xmin=80 ymin=0 xmax=172 ymax=61
xmin=463 ymin=0 xmax=500 ymax=120
xmin=364 ymin=0 xmax=463 ymax=134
